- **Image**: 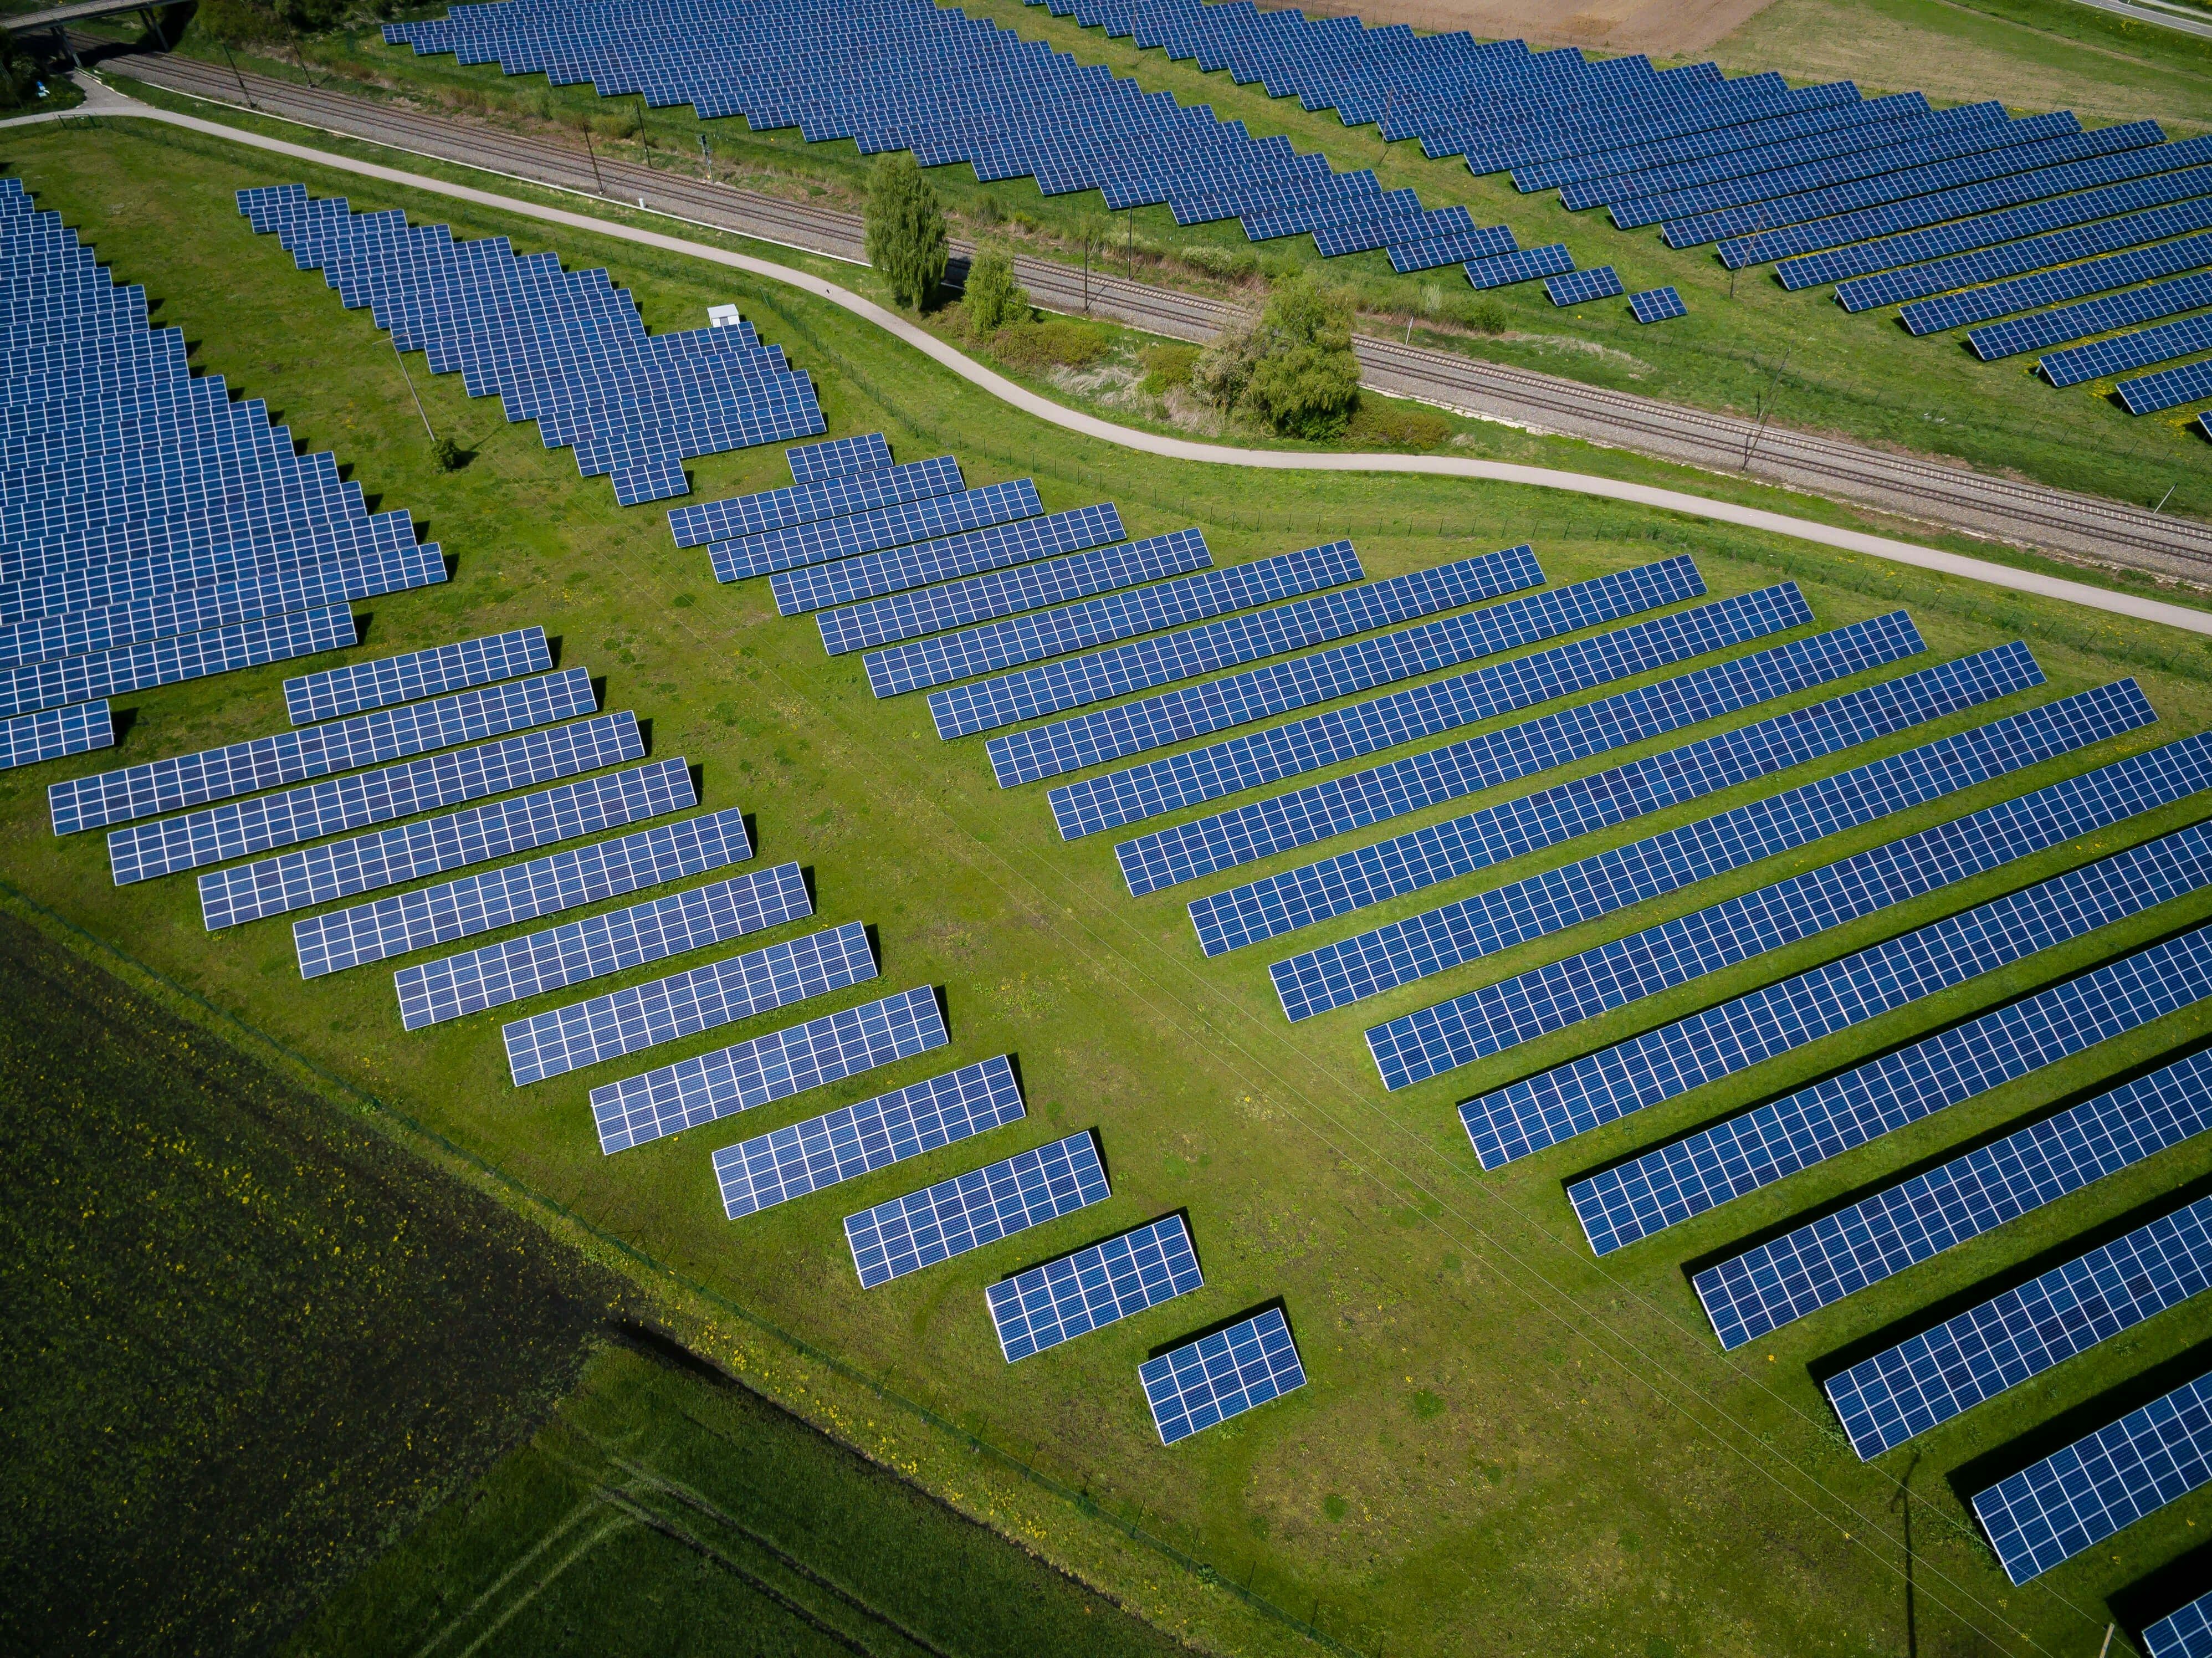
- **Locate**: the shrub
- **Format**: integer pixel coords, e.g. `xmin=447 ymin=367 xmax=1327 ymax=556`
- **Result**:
xmin=864 ymin=153 xmax=949 ymax=310
xmin=961 ymin=245 xmax=1028 ymax=338
xmin=1139 ymin=342 xmax=1200 ymax=394
xmin=991 ymin=319 xmax=1108 ymax=370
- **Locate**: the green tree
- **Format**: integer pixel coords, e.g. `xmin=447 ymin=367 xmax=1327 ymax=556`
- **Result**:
xmin=1242 ymin=274 xmax=1361 ymax=439
xmin=864 ymin=154 xmax=949 ymax=310
xmin=961 ymin=244 xmax=1027 ymax=339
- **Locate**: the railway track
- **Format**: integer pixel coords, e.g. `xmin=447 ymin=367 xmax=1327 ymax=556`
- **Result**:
xmin=82 ymin=40 xmax=2212 ymax=583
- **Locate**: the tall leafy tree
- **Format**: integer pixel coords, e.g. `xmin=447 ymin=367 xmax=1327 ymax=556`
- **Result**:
xmin=864 ymin=154 xmax=949 ymax=310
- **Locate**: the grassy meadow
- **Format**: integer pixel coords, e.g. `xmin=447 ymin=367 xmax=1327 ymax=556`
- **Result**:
xmin=6 ymin=112 xmax=2212 ymax=1657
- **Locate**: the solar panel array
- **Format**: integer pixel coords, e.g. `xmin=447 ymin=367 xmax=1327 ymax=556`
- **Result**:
xmin=944 ymin=541 xmax=1540 ymax=744
xmin=52 ymin=664 xmax=597 ymax=836
xmin=844 ymin=1130 xmax=1109 ymax=1289
xmin=0 ymin=187 xmax=448 ymax=760
xmin=204 ymin=752 xmax=692 ymax=931
xmin=1699 ymin=1046 xmax=2212 ymax=1361
xmin=713 ymin=1053 xmax=1025 ymax=1217
xmin=398 ymin=861 xmax=810 ymax=1028
xmin=1568 ymin=910 xmax=2212 ymax=1257
xmin=1134 ymin=601 xmax=1929 ymax=901
xmin=1824 ymin=1195 xmax=2212 ymax=1460
xmin=1544 ymin=265 xmax=1622 ymax=306
xmin=1140 ymin=1307 xmax=1306 ymax=1445
xmin=987 ymin=1215 xmax=1204 ymax=1361
xmin=109 ymin=710 xmax=643 ymax=886
xmin=592 ymin=984 xmax=948 ymax=1154
xmin=833 ymin=528 xmax=1213 ymax=663
xmin=989 ymin=551 xmax=1714 ymax=790
xmin=1629 ymin=286 xmax=1687 ymax=323
xmin=1451 ymin=801 xmax=2212 ymax=1186
xmin=504 ymin=914 xmax=871 ymax=1085
xmin=862 ymin=534 xmax=1333 ymax=697
xmin=2146 ymin=1590 xmax=2212 ymax=1658
xmin=1054 ymin=572 xmax=1810 ymax=843
xmin=295 ymin=795 xmax=740 ymax=976
xmin=1207 ymin=613 xmax=1954 ymax=962
xmin=1293 ymin=664 xmax=2133 ymax=1025
xmin=239 ymin=185 xmax=822 ymax=505
xmin=1972 ymin=1369 xmax=2212 ymax=1584
xmin=283 ymin=626 xmax=550 ymax=724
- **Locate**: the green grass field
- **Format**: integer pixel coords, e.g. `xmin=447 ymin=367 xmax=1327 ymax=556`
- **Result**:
xmin=8 ymin=114 xmax=2212 ymax=1656
xmin=107 ymin=0 xmax=2212 ymax=533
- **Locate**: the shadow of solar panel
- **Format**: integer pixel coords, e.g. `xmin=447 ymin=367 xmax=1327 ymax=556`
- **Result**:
xmin=832 ymin=528 xmax=1213 ymax=663
xmin=987 ymin=1214 xmax=1204 ymax=1361
xmin=1543 ymin=265 xmax=1624 ymax=305
xmin=1140 ymin=1307 xmax=1305 ymax=1445
xmin=400 ymin=860 xmax=808 ymax=1026
xmin=284 ymin=626 xmax=550 ymax=724
xmin=0 ymin=699 xmax=111 ymax=772
xmin=1699 ymin=1045 xmax=2212 ymax=1360
xmin=1566 ymin=902 xmax=2212 ymax=1256
xmin=1296 ymin=661 xmax=2140 ymax=1025
xmin=110 ymin=710 xmax=643 ymax=886
xmin=504 ymin=915 xmax=871 ymax=1085
xmin=670 ymin=454 xmax=964 ymax=549
xmin=1821 ymin=1195 xmax=2212 ymax=1458
xmin=1168 ymin=607 xmax=1945 ymax=917
xmin=844 ymin=1130 xmax=1109 ymax=1288
xmin=0 ymin=603 xmax=354 ymax=720
xmin=53 ymin=665 xmax=597 ymax=837
xmin=2145 ymin=1589 xmax=2212 ymax=1658
xmin=714 ymin=1054 xmax=1024 ymax=1218
xmin=1973 ymin=1370 xmax=2212 ymax=1584
xmin=711 ymin=478 xmax=1043 ymax=584
xmin=1629 ymin=286 xmax=1687 ymax=323
xmin=786 ymin=431 xmax=893 ymax=484
xmin=592 ymin=984 xmax=948 ymax=1154
xmin=772 ymin=503 xmax=1125 ymax=615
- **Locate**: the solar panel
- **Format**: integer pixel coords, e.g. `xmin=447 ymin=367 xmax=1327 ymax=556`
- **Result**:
xmin=667 ymin=452 xmax=963 ymax=547
xmin=2146 ymin=1590 xmax=2212 ymax=1658
xmin=0 ymin=698 xmax=110 ymax=772
xmin=1629 ymin=286 xmax=1686 ymax=323
xmin=0 ymin=603 xmax=354 ymax=720
xmin=785 ymin=431 xmax=893 ymax=484
xmin=1544 ymin=265 xmax=1624 ymax=305
xmin=53 ymin=666 xmax=599 ymax=837
xmin=710 ymin=478 xmax=1044 ymax=585
xmin=990 ymin=552 xmax=1720 ymax=789
xmin=1140 ymin=1307 xmax=1306 ymax=1445
xmin=1192 ymin=614 xmax=1964 ymax=947
xmin=1053 ymin=575 xmax=1803 ymax=841
xmin=109 ymin=710 xmax=643 ymax=886
xmin=945 ymin=541 xmax=1540 ymax=742
xmin=830 ymin=528 xmax=1213 ymax=662
xmin=398 ymin=861 xmax=810 ymax=1027
xmin=861 ymin=534 xmax=1341 ymax=694
xmin=592 ymin=984 xmax=949 ymax=1154
xmin=769 ymin=503 xmax=1127 ymax=615
xmin=1292 ymin=664 xmax=2141 ymax=1027
xmin=283 ymin=626 xmax=550 ymax=724
xmin=844 ymin=1130 xmax=1110 ymax=1288
xmin=1132 ymin=606 xmax=1946 ymax=898
xmin=1972 ymin=1369 xmax=2212 ymax=1584
xmin=1698 ymin=1045 xmax=2212 ymax=1360
xmin=1822 ymin=1195 xmax=2212 ymax=1457
xmin=295 ymin=795 xmax=739 ymax=976
xmin=714 ymin=1053 xmax=1025 ymax=1217
xmin=504 ymin=917 xmax=872 ymax=1086
xmin=987 ymin=1214 xmax=1205 ymax=1360
xmin=1567 ymin=908 xmax=2212 ymax=1256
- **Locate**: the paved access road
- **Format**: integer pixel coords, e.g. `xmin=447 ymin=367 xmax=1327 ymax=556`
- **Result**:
xmin=80 ymin=42 xmax=2212 ymax=584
